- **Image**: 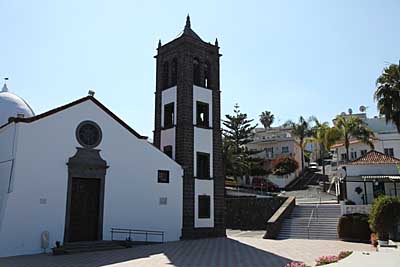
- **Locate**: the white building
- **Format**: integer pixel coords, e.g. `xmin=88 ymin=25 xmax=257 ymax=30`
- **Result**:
xmin=342 ymin=150 xmax=400 ymax=205
xmin=0 ymin=85 xmax=183 ymax=257
xmin=332 ymin=114 xmax=400 ymax=162
xmin=246 ymin=127 xmax=303 ymax=175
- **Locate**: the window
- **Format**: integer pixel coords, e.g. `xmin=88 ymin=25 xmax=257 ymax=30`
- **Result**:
xmin=171 ymin=58 xmax=177 ymax=86
xmin=76 ymin=120 xmax=102 ymax=149
xmin=163 ymin=102 xmax=174 ymax=128
xmin=340 ymin=153 xmax=348 ymax=161
xmin=198 ymin=195 xmax=210 ymax=219
xmin=384 ymin=148 xmax=394 ymax=157
xmin=203 ymin=62 xmax=211 ymax=88
xmin=361 ymin=150 xmax=368 ymax=156
xmin=157 ymin=170 xmax=170 ymax=183
xmin=196 ymin=101 xmax=209 ymax=127
xmin=265 ymin=147 xmax=274 ymax=158
xmin=163 ymin=145 xmax=173 ymax=158
xmin=350 ymin=151 xmax=357 ymax=160
xmin=162 ymin=61 xmax=169 ymax=89
xmin=282 ymin=146 xmax=289 ymax=153
xmin=197 ymin=152 xmax=210 ymax=179
xmin=193 ymin=57 xmax=200 ymax=86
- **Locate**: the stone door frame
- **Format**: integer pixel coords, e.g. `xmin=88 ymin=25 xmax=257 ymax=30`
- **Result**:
xmin=64 ymin=147 xmax=108 ymax=243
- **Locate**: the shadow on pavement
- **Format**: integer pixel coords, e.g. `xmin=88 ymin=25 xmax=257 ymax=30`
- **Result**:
xmin=0 ymin=237 xmax=293 ymax=267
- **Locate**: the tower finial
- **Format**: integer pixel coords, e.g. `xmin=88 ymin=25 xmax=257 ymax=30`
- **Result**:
xmin=185 ymin=14 xmax=191 ymax=29
xmin=215 ymin=38 xmax=219 ymax=47
xmin=2 ymin=78 xmax=8 ymax=92
xmin=158 ymin=39 xmax=162 ymax=48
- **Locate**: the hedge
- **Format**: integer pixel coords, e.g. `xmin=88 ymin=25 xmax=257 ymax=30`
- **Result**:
xmin=337 ymin=213 xmax=371 ymax=242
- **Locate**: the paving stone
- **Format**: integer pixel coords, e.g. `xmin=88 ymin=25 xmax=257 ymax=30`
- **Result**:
xmin=0 ymin=231 xmax=375 ymax=267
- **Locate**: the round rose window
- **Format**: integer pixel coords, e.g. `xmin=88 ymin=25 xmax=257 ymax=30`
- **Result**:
xmin=76 ymin=121 xmax=102 ymax=148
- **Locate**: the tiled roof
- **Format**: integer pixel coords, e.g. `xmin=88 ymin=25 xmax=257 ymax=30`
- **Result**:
xmin=331 ymin=138 xmax=377 ymax=149
xmin=331 ymin=140 xmax=362 ymax=148
xmin=349 ymin=150 xmax=400 ymax=165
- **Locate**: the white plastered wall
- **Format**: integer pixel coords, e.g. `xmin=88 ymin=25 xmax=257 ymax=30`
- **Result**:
xmin=0 ymin=124 xmax=16 ymax=232
xmin=0 ymin=99 xmax=183 ymax=257
xmin=161 ymin=86 xmax=177 ymax=128
xmin=346 ymin=180 xmax=374 ymax=205
xmin=161 ymin=87 xmax=177 ymax=158
xmin=193 ymin=86 xmax=214 ymax=228
xmin=193 ymin=85 xmax=213 ymax=127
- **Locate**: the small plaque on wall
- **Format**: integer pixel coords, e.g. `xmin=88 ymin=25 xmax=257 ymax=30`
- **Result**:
xmin=40 ymin=198 xmax=47 ymax=205
xmin=159 ymin=197 xmax=167 ymax=205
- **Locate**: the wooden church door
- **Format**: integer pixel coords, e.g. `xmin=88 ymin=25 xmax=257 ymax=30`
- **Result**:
xmin=68 ymin=178 xmax=100 ymax=242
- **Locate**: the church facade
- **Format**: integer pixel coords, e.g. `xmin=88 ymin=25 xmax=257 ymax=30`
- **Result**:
xmin=0 ymin=96 xmax=183 ymax=257
xmin=0 ymin=17 xmax=225 ymax=258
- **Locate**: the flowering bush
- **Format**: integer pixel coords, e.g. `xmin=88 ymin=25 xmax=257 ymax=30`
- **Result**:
xmin=284 ymin=261 xmax=309 ymax=267
xmin=315 ymin=255 xmax=339 ymax=266
xmin=338 ymin=251 xmax=352 ymax=260
xmin=315 ymin=251 xmax=353 ymax=266
xmin=272 ymin=157 xmax=299 ymax=175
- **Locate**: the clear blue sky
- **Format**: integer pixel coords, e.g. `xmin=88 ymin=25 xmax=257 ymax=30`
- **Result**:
xmin=1 ymin=0 xmax=399 ymax=137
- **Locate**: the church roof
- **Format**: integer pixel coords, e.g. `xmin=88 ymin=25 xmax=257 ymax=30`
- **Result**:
xmin=0 ymin=82 xmax=35 ymax=127
xmin=348 ymin=150 xmax=400 ymax=165
xmin=176 ymin=15 xmax=203 ymax=41
xmin=0 ymin=96 xmax=147 ymax=139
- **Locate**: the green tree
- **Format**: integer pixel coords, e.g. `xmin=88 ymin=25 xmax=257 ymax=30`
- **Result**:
xmin=374 ymin=62 xmax=400 ymax=133
xmin=222 ymin=104 xmax=259 ymax=179
xmin=284 ymin=116 xmax=313 ymax=172
xmin=259 ymin=110 xmax=274 ymax=129
xmin=307 ymin=118 xmax=341 ymax=175
xmin=334 ymin=115 xmax=375 ymax=161
xmin=369 ymin=196 xmax=400 ymax=241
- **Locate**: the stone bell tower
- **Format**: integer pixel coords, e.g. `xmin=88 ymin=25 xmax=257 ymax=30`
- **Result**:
xmin=153 ymin=15 xmax=225 ymax=238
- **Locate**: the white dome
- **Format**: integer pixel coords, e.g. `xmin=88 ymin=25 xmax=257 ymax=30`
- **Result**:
xmin=0 ymin=84 xmax=35 ymax=126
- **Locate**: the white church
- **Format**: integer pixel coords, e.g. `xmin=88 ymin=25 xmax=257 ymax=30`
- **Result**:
xmin=0 ymin=16 xmax=225 ymax=258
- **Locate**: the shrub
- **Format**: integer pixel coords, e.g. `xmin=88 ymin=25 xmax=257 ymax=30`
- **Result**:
xmin=338 ymin=251 xmax=352 ymax=260
xmin=285 ymin=262 xmax=309 ymax=267
xmin=314 ymin=251 xmax=353 ymax=266
xmin=369 ymin=196 xmax=400 ymax=240
xmin=315 ymin=255 xmax=338 ymax=266
xmin=337 ymin=213 xmax=371 ymax=242
xmin=272 ymin=157 xmax=299 ymax=175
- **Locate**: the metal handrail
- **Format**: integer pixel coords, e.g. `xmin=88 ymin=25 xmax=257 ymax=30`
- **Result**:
xmin=307 ymin=209 xmax=314 ymax=239
xmin=111 ymin=228 xmax=164 ymax=243
xmin=307 ymin=202 xmax=321 ymax=239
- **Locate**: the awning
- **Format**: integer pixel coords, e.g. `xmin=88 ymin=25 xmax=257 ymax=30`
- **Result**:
xmin=362 ymin=175 xmax=400 ymax=181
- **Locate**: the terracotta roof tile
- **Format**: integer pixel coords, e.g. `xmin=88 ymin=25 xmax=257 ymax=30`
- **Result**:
xmin=349 ymin=150 xmax=400 ymax=165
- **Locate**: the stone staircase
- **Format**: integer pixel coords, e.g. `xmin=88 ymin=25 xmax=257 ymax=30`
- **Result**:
xmin=277 ymin=204 xmax=341 ymax=240
xmin=55 ymin=241 xmax=127 ymax=254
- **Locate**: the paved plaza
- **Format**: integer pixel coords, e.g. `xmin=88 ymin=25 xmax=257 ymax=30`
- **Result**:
xmin=0 ymin=231 xmax=376 ymax=267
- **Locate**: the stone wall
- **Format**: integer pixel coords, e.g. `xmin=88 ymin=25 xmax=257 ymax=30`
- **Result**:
xmin=225 ymin=197 xmax=286 ymax=230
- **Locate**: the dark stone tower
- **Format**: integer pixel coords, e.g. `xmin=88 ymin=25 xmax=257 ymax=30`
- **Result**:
xmin=153 ymin=15 xmax=225 ymax=238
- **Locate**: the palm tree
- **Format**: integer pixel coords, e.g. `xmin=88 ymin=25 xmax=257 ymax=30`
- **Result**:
xmin=374 ymin=62 xmax=400 ymax=133
xmin=307 ymin=118 xmax=341 ymax=174
xmin=334 ymin=115 xmax=375 ymax=161
xmin=284 ymin=116 xmax=313 ymax=172
xmin=259 ymin=111 xmax=274 ymax=129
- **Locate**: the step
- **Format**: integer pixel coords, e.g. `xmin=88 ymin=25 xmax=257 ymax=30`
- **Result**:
xmin=276 ymin=203 xmax=341 ymax=240
xmin=57 ymin=241 xmax=127 ymax=255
